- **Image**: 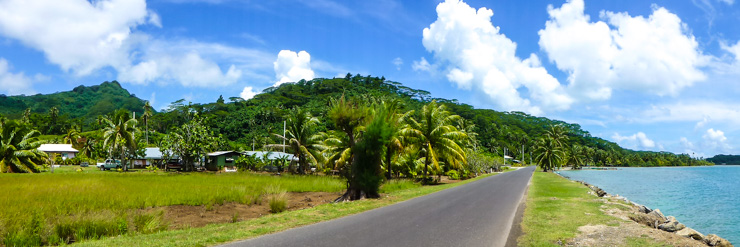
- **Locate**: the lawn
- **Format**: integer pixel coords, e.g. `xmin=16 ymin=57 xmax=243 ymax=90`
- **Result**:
xmin=0 ymin=167 xmax=345 ymax=245
xmin=518 ymin=171 xmax=616 ymax=246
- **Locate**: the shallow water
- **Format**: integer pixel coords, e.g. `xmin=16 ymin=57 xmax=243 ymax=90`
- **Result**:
xmin=559 ymin=166 xmax=740 ymax=243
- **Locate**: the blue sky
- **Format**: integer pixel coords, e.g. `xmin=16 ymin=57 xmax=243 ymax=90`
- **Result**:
xmin=1 ymin=0 xmax=739 ymax=158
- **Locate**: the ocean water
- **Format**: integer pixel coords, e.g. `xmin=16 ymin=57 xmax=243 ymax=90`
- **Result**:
xmin=559 ymin=166 xmax=740 ymax=244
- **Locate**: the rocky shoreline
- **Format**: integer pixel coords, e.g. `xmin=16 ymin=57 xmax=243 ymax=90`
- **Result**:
xmin=573 ymin=179 xmax=733 ymax=247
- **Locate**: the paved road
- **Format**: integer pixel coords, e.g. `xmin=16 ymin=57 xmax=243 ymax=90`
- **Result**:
xmin=223 ymin=166 xmax=535 ymax=247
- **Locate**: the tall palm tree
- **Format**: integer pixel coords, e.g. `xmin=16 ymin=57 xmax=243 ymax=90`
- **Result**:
xmin=565 ymin=145 xmax=585 ymax=169
xmin=48 ymin=106 xmax=59 ymax=134
xmin=142 ymin=101 xmax=153 ymax=145
xmin=400 ymin=101 xmax=467 ymax=182
xmin=270 ymin=107 xmax=324 ymax=174
xmin=320 ymin=130 xmax=352 ymax=173
xmin=101 ymin=115 xmax=138 ymax=171
xmin=0 ymin=121 xmax=48 ymax=173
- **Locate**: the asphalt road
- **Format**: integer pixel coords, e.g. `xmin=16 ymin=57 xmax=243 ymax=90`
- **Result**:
xmin=222 ymin=166 xmax=535 ymax=247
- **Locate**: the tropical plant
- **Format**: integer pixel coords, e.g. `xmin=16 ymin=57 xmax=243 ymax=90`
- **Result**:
xmin=534 ymin=136 xmax=564 ymax=172
xmin=0 ymin=120 xmax=48 ymax=173
xmin=269 ymin=107 xmax=324 ymax=174
xmin=565 ymin=145 xmax=585 ymax=169
xmin=101 ymin=113 xmax=138 ymax=171
xmin=63 ymin=126 xmax=81 ymax=146
xmin=142 ymin=101 xmax=153 ymax=145
xmin=160 ymin=114 xmax=218 ymax=171
xmin=400 ymin=101 xmax=467 ymax=183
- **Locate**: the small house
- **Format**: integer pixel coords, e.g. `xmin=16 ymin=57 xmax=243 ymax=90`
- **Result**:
xmin=133 ymin=148 xmax=177 ymax=169
xmin=206 ymin=151 xmax=242 ymax=172
xmin=38 ymin=144 xmax=78 ymax=159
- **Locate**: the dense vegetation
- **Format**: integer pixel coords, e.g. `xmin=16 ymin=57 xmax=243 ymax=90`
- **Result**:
xmin=707 ymin=154 xmax=740 ymax=165
xmin=0 ymin=74 xmax=712 ymax=171
xmin=0 ymin=81 xmax=146 ymax=135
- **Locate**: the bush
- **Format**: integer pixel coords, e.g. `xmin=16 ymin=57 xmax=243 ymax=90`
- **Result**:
xmin=264 ymin=186 xmax=288 ymax=213
xmin=445 ymin=170 xmax=460 ymax=180
xmin=133 ymin=211 xmax=168 ymax=234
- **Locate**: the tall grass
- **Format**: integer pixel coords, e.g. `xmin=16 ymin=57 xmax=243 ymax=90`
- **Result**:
xmin=379 ymin=179 xmax=420 ymax=193
xmin=264 ymin=186 xmax=288 ymax=213
xmin=0 ymin=171 xmax=344 ymax=245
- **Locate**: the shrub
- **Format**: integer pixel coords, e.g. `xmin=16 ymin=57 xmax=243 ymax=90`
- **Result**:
xmin=445 ymin=170 xmax=460 ymax=180
xmin=264 ymin=186 xmax=288 ymax=213
xmin=133 ymin=211 xmax=168 ymax=234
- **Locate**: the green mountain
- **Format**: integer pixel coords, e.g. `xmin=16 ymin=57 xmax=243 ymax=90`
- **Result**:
xmin=0 ymin=81 xmax=147 ymax=133
xmin=707 ymin=155 xmax=740 ymax=165
xmin=147 ymin=74 xmax=708 ymax=167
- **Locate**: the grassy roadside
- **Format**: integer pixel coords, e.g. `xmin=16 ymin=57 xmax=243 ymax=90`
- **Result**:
xmin=518 ymin=171 xmax=617 ymax=246
xmin=74 ymin=173 xmax=497 ymax=247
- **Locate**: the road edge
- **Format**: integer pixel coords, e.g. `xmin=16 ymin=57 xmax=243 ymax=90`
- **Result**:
xmin=504 ymin=167 xmax=533 ymax=247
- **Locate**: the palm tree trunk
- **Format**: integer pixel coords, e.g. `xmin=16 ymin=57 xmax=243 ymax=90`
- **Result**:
xmin=385 ymin=145 xmax=392 ymax=180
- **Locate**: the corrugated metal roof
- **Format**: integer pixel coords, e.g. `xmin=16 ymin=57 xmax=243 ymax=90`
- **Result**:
xmin=243 ymin=151 xmax=298 ymax=162
xmin=207 ymin=151 xmax=241 ymax=157
xmin=38 ymin=144 xmax=78 ymax=153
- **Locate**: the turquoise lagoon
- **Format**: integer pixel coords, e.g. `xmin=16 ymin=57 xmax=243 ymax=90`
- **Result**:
xmin=559 ymin=166 xmax=740 ymax=244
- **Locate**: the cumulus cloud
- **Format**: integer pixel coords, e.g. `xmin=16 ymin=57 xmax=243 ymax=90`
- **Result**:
xmin=702 ymin=128 xmax=731 ymax=152
xmin=612 ymin=132 xmax=656 ymax=149
xmin=422 ymin=0 xmax=572 ymax=115
xmin=0 ymin=58 xmax=36 ymax=95
xmin=273 ymin=50 xmax=315 ymax=87
xmin=636 ymin=102 xmax=740 ymax=125
xmin=240 ymin=86 xmax=258 ymax=100
xmin=0 ymin=0 xmax=255 ymax=88
xmin=539 ymin=0 xmax=708 ymax=101
xmin=0 ymin=0 xmax=151 ymax=76
xmin=392 ymin=57 xmax=403 ymax=70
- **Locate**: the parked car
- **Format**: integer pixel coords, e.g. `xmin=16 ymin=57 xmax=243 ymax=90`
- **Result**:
xmin=96 ymin=159 xmax=122 ymax=171
xmin=165 ymin=160 xmax=183 ymax=171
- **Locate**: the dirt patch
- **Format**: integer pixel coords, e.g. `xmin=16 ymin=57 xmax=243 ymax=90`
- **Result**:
xmin=567 ymin=199 xmax=706 ymax=247
xmin=144 ymin=192 xmax=341 ymax=229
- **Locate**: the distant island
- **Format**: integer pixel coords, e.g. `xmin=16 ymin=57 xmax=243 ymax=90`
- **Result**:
xmin=707 ymin=155 xmax=740 ymax=165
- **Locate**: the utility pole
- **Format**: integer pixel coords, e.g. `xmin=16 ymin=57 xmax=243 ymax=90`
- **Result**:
xmin=283 ymin=121 xmax=286 ymax=153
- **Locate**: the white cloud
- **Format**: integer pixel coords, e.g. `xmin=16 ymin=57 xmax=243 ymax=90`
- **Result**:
xmin=637 ymin=102 xmax=740 ymax=125
xmin=422 ymin=0 xmax=573 ymax=115
xmin=539 ymin=0 xmax=708 ymax=101
xmin=240 ymin=86 xmax=258 ymax=100
xmin=273 ymin=50 xmax=315 ymax=87
xmin=612 ymin=132 xmax=656 ymax=150
xmin=0 ymin=0 xmax=151 ymax=76
xmin=0 ymin=0 xmax=262 ymax=88
xmin=695 ymin=116 xmax=710 ymax=130
xmin=392 ymin=57 xmax=403 ymax=71
xmin=718 ymin=0 xmax=734 ymax=5
xmin=703 ymin=128 xmax=731 ymax=151
xmin=412 ymin=57 xmax=433 ymax=72
xmin=0 ymin=58 xmax=36 ymax=95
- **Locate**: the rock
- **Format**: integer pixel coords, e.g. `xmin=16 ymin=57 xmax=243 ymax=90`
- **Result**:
xmin=629 ymin=213 xmax=665 ymax=228
xmin=638 ymin=205 xmax=652 ymax=214
xmin=676 ymin=227 xmax=704 ymax=241
xmin=658 ymin=216 xmax=686 ymax=232
xmin=648 ymin=209 xmax=667 ymax=222
xmin=705 ymin=234 xmax=733 ymax=247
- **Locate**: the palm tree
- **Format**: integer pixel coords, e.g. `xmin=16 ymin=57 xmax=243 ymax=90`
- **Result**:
xmin=565 ymin=145 xmax=585 ymax=169
xmin=320 ymin=130 xmax=352 ymax=174
xmin=48 ymin=106 xmax=59 ymax=134
xmin=375 ymin=98 xmax=408 ymax=179
xmin=534 ymin=136 xmax=564 ymax=172
xmin=63 ymin=126 xmax=81 ymax=146
xmin=101 ymin=115 xmax=138 ymax=171
xmin=142 ymin=101 xmax=153 ymax=145
xmin=270 ymin=107 xmax=324 ymax=174
xmin=400 ymin=101 xmax=467 ymax=182
xmin=0 ymin=121 xmax=48 ymax=173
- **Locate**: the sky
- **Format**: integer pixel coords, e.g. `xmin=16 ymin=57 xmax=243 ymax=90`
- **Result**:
xmin=0 ymin=0 xmax=739 ymax=158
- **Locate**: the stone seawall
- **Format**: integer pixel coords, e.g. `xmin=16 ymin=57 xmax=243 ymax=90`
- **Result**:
xmin=558 ymin=173 xmax=733 ymax=247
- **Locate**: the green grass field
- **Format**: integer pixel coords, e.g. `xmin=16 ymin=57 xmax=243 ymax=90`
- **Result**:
xmin=0 ymin=167 xmax=346 ymax=245
xmin=518 ymin=171 xmax=618 ymax=246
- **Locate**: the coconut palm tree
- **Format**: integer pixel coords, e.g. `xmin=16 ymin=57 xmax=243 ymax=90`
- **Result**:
xmin=565 ymin=145 xmax=585 ymax=169
xmin=101 ymin=114 xmax=138 ymax=171
xmin=534 ymin=136 xmax=564 ymax=172
xmin=63 ymin=126 xmax=81 ymax=146
xmin=142 ymin=101 xmax=153 ymax=145
xmin=270 ymin=107 xmax=324 ymax=174
xmin=400 ymin=101 xmax=467 ymax=182
xmin=0 ymin=121 xmax=48 ymax=173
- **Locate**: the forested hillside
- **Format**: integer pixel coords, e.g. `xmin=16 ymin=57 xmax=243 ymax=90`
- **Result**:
xmin=0 ymin=81 xmax=146 ymax=134
xmin=0 ymin=74 xmax=711 ymax=167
